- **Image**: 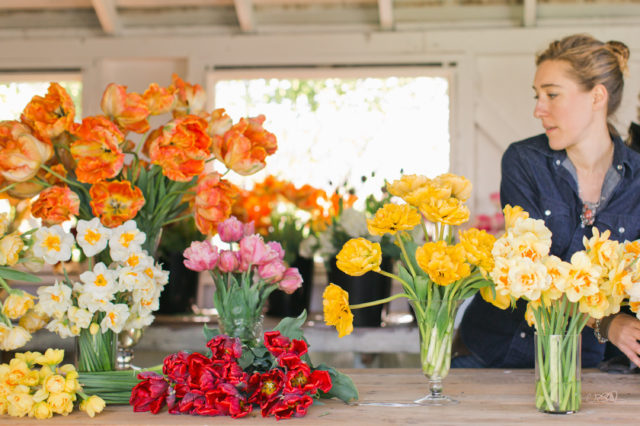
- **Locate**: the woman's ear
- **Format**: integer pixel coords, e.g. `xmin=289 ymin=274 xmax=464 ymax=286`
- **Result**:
xmin=592 ymin=84 xmax=609 ymax=111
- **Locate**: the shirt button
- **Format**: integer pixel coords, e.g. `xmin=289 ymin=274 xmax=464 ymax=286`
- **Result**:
xmin=619 ymin=227 xmax=625 ymax=233
xmin=555 ymin=160 xmax=561 ymax=166
xmin=617 ymin=164 xmax=623 ymax=171
xmin=544 ymin=210 xmax=551 ymax=216
xmin=520 ymin=332 xmax=526 ymax=338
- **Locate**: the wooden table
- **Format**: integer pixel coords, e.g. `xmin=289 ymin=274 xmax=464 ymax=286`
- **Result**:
xmin=8 ymin=369 xmax=639 ymax=424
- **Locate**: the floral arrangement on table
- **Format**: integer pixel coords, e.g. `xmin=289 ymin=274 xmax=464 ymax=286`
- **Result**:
xmin=30 ymin=219 xmax=168 ymax=372
xmin=0 ymin=348 xmax=105 ymax=419
xmin=0 ymin=73 xmax=278 ymax=256
xmin=130 ymin=330 xmax=343 ymax=420
xmin=483 ymin=205 xmax=638 ymax=413
xmin=322 ymin=173 xmax=495 ymax=404
xmin=0 ymin=212 xmax=46 ymax=351
xmin=183 ymin=216 xmax=303 ymax=346
xmin=232 ymin=175 xmax=327 ymax=266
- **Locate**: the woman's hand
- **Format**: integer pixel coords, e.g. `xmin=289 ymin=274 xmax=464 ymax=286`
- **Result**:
xmin=608 ymin=313 xmax=640 ymax=368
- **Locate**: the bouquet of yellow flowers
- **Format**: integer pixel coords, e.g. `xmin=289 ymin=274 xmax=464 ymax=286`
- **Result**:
xmin=323 ymin=173 xmax=495 ymax=404
xmin=0 ymin=348 xmax=105 ymax=419
xmin=485 ymin=205 xmax=638 ymax=413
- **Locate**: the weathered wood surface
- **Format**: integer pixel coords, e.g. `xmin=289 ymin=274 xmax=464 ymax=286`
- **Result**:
xmin=6 ymin=368 xmax=639 ymax=424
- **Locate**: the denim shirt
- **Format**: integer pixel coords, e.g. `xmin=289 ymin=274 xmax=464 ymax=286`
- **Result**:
xmin=458 ymin=133 xmax=640 ymax=368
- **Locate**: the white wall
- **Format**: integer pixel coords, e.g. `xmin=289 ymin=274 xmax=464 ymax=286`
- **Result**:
xmin=2 ymin=25 xmax=640 ymax=216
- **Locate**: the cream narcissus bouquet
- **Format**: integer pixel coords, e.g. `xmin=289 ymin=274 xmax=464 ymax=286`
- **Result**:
xmin=32 ymin=219 xmax=168 ymax=372
xmin=484 ymin=205 xmax=639 ymax=413
xmin=0 ymin=348 xmax=105 ymax=419
xmin=323 ymin=173 xmax=495 ymax=401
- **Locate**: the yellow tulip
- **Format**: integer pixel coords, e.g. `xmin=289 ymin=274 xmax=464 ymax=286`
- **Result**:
xmin=323 ymin=283 xmax=354 ymax=338
xmin=435 ymin=173 xmax=472 ymax=202
xmin=416 ymin=241 xmax=471 ymax=286
xmin=0 ymin=325 xmax=31 ymax=351
xmin=80 ymin=395 xmax=106 ymax=418
xmin=480 ymin=285 xmax=511 ymax=310
xmin=386 ymin=174 xmax=431 ymax=200
xmin=419 ymin=197 xmax=469 ymax=226
xmin=336 ymin=238 xmax=382 ymax=277
xmin=2 ymin=291 xmax=35 ymax=320
xmin=459 ymin=228 xmax=495 ymax=273
xmin=367 ymin=203 xmax=421 ymax=236
xmin=0 ymin=212 xmax=8 ymax=236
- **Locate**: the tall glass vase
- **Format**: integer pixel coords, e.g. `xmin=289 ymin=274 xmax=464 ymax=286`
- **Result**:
xmin=218 ymin=312 xmax=264 ymax=348
xmin=76 ymin=326 xmax=117 ymax=372
xmin=535 ymin=333 xmax=582 ymax=414
xmin=412 ymin=299 xmax=460 ymax=405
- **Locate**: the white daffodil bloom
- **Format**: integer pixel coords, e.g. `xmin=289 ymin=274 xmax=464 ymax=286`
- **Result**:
xmin=45 ymin=318 xmax=77 ymax=338
xmin=77 ymin=292 xmax=114 ymax=313
xmin=79 ymin=262 xmax=118 ymax=296
xmin=100 ymin=303 xmax=130 ymax=333
xmin=76 ymin=218 xmax=111 ymax=257
xmin=67 ymin=306 xmax=93 ymax=329
xmin=109 ymin=221 xmax=146 ymax=262
xmin=124 ymin=311 xmax=154 ymax=329
xmin=33 ymin=225 xmax=74 ymax=264
xmin=36 ymin=281 xmax=72 ymax=317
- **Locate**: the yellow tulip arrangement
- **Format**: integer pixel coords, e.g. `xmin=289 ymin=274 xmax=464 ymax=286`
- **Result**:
xmin=323 ymin=173 xmax=495 ymax=404
xmin=0 ymin=348 xmax=105 ymax=419
xmin=484 ymin=205 xmax=638 ymax=413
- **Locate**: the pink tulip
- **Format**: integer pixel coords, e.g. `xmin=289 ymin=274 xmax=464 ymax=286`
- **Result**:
xmin=243 ymin=221 xmax=255 ymax=237
xmin=257 ymin=259 xmax=287 ymax=283
xmin=218 ymin=250 xmax=240 ymax=273
xmin=278 ymin=268 xmax=303 ymax=294
xmin=239 ymin=235 xmax=277 ymax=269
xmin=183 ymin=240 xmax=218 ymax=272
xmin=266 ymin=241 xmax=285 ymax=260
xmin=217 ymin=216 xmax=245 ymax=243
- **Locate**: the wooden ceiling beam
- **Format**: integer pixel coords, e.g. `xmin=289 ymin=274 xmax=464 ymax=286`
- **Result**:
xmin=233 ymin=0 xmax=255 ymax=32
xmin=378 ymin=0 xmax=394 ymax=30
xmin=91 ymin=0 xmax=122 ymax=35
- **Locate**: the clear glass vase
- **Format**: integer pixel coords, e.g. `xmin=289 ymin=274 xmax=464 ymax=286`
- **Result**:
xmin=413 ymin=299 xmax=460 ymax=405
xmin=76 ymin=327 xmax=117 ymax=372
xmin=218 ymin=312 xmax=264 ymax=347
xmin=535 ymin=332 xmax=582 ymax=414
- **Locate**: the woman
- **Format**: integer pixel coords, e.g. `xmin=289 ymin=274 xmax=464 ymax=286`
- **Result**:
xmin=453 ymin=34 xmax=640 ymax=369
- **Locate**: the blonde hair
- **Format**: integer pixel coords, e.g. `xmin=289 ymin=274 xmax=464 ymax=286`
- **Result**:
xmin=536 ymin=34 xmax=629 ymax=135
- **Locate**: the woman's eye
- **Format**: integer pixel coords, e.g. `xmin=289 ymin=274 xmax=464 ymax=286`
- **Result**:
xmin=548 ymin=93 xmax=557 ymax=99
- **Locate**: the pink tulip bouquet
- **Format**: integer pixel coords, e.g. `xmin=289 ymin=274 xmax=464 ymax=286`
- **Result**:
xmin=183 ymin=216 xmax=303 ymax=346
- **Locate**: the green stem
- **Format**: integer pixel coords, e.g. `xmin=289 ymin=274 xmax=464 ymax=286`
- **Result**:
xmin=0 ymin=182 xmax=17 ymax=194
xmin=40 ymin=164 xmax=91 ymax=198
xmin=161 ymin=213 xmax=193 ymax=227
xmin=395 ymin=234 xmax=416 ymax=278
xmin=350 ymin=292 xmax=410 ymax=310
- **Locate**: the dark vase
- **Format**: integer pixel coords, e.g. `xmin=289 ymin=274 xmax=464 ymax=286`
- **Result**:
xmin=327 ymin=256 xmax=392 ymax=327
xmin=157 ymin=251 xmax=199 ymax=314
xmin=267 ymin=257 xmax=315 ymax=318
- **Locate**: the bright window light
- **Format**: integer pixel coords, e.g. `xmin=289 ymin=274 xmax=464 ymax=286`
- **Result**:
xmin=210 ymin=69 xmax=450 ymax=204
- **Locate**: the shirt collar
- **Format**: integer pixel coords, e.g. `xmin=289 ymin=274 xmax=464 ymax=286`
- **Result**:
xmin=532 ymin=133 xmax=635 ymax=179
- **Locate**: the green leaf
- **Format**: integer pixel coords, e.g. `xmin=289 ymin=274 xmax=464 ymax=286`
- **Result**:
xmin=315 ymin=363 xmax=359 ymax=403
xmin=414 ymin=275 xmax=429 ymax=301
xmin=0 ymin=266 xmax=41 ymax=282
xmin=274 ymin=310 xmax=308 ymax=341
xmin=203 ymin=324 xmax=221 ymax=342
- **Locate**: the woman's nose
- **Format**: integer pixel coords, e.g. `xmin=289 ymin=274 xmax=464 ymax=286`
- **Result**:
xmin=533 ymin=100 xmax=546 ymax=119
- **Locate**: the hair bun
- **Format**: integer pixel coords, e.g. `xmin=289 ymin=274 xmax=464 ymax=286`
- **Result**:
xmin=607 ymin=40 xmax=630 ymax=74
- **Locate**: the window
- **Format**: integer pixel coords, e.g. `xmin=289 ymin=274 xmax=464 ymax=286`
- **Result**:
xmin=208 ymin=67 xmax=451 ymax=204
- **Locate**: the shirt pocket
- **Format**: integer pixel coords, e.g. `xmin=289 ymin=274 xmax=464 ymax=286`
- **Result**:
xmin=539 ymin=196 xmax=573 ymax=255
xmin=596 ymin=213 xmax=640 ymax=242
